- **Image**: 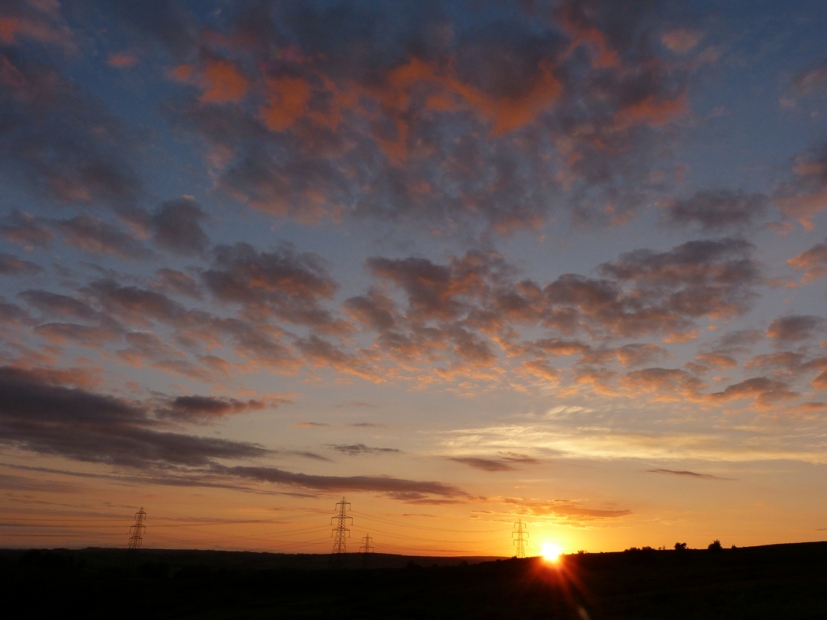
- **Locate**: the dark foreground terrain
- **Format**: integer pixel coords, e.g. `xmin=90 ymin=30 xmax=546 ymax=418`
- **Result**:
xmin=2 ymin=542 xmax=826 ymax=619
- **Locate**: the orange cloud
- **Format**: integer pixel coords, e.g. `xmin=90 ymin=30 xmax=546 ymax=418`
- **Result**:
xmin=615 ymin=92 xmax=687 ymax=128
xmin=171 ymin=59 xmax=249 ymax=104
xmin=107 ymin=52 xmax=138 ymax=69
xmin=390 ymin=57 xmax=562 ymax=136
xmin=290 ymin=56 xmax=562 ymax=162
xmin=621 ymin=367 xmax=705 ymax=402
xmin=773 ymin=149 xmax=827 ymax=229
xmin=0 ymin=12 xmax=73 ymax=51
xmin=502 ymin=496 xmax=631 ymax=521
xmin=448 ymin=65 xmax=561 ymax=135
xmin=787 ymin=238 xmax=827 ymax=282
xmin=708 ymin=377 xmax=798 ymax=407
xmin=695 ymin=353 xmax=738 ymax=369
xmin=661 ymin=29 xmax=703 ymax=53
xmin=200 ymin=59 xmax=249 ymax=103
xmin=261 ymin=75 xmax=312 ymax=131
xmin=171 ymin=64 xmax=194 ymax=82
xmin=559 ymin=7 xmax=620 ymax=69
xmin=0 ymin=53 xmax=31 ymax=94
xmin=0 ymin=17 xmax=19 ymax=44
xmin=521 ymin=359 xmax=560 ymax=382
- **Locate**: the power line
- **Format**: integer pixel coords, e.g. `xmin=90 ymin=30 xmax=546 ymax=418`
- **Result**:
xmin=339 ymin=524 xmax=490 ymax=544
xmin=349 ymin=510 xmax=502 ymax=534
xmin=6 ymin=499 xmax=514 ymax=557
xmin=0 ymin=523 xmax=127 ymax=529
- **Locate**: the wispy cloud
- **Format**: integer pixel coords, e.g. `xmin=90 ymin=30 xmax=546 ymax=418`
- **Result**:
xmin=449 ymin=452 xmax=541 ymax=472
xmin=327 ymin=444 xmax=400 ymax=456
xmin=449 ymin=457 xmax=517 ymax=472
xmin=498 ymin=496 xmax=632 ymax=523
xmin=647 ymin=469 xmax=734 ymax=481
xmin=213 ymin=464 xmax=466 ymax=499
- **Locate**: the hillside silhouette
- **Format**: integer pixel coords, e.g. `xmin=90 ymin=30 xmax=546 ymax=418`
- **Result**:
xmin=3 ymin=542 xmax=827 ymax=618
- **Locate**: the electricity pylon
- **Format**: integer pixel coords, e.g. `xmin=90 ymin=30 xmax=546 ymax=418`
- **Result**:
xmin=330 ymin=497 xmax=352 ymax=565
xmin=359 ymin=533 xmax=374 ymax=567
xmin=512 ymin=519 xmax=528 ymax=558
xmin=128 ymin=507 xmax=146 ymax=550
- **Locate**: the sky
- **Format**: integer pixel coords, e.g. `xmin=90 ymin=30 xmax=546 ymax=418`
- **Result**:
xmin=1 ymin=0 xmax=827 ymax=557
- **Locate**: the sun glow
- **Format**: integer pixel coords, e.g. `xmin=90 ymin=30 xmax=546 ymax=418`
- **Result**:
xmin=541 ymin=542 xmax=562 ymax=562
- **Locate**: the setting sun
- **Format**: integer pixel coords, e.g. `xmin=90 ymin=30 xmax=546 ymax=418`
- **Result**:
xmin=541 ymin=543 xmax=563 ymax=563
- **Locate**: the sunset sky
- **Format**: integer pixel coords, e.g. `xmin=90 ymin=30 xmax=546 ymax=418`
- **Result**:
xmin=2 ymin=0 xmax=827 ymax=557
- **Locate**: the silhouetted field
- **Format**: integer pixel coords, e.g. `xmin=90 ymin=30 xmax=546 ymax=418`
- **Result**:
xmin=2 ymin=542 xmax=826 ymax=619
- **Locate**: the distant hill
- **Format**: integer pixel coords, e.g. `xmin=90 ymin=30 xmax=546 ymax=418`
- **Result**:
xmin=2 ymin=542 xmax=826 ymax=618
xmin=0 ymin=546 xmax=503 ymax=571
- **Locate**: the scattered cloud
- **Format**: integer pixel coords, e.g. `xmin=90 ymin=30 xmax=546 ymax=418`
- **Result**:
xmin=647 ymin=469 xmax=733 ymax=481
xmin=793 ymin=59 xmax=827 ymax=93
xmin=0 ymin=50 xmax=142 ymax=208
xmin=213 ymin=464 xmax=466 ymax=499
xmin=450 ymin=457 xmax=517 ymax=472
xmin=788 ymin=238 xmax=827 ymax=282
xmin=158 ymin=0 xmax=692 ymax=233
xmin=0 ymin=0 xmax=75 ymax=51
xmin=449 ymin=452 xmax=540 ymax=472
xmin=774 ymin=143 xmax=827 ymax=229
xmin=283 ymin=450 xmax=331 ymax=462
xmin=335 ymin=401 xmax=375 ymax=408
xmin=0 ymin=210 xmax=54 ymax=248
xmin=57 ymin=215 xmax=153 ymax=260
xmin=502 ymin=496 xmax=632 ymax=521
xmin=0 ymin=252 xmax=42 ymax=276
xmin=202 ymin=242 xmax=345 ymax=332
xmin=708 ymin=376 xmax=798 ymax=406
xmin=661 ymin=29 xmax=703 ymax=53
xmin=767 ymin=315 xmax=825 ymax=343
xmin=664 ymin=190 xmax=768 ymax=231
xmin=148 ymin=197 xmax=210 ymax=256
xmin=19 ymin=290 xmax=98 ymax=320
xmin=0 ymin=365 xmax=269 ymax=468
xmin=621 ymin=367 xmax=705 ymax=401
xmin=158 ymin=395 xmax=272 ymax=422
xmin=327 ymin=443 xmax=400 ymax=456
xmin=153 ymin=268 xmax=202 ymax=299
xmin=812 ymin=370 xmax=827 ymax=390
xmin=106 ymin=52 xmax=138 ymax=68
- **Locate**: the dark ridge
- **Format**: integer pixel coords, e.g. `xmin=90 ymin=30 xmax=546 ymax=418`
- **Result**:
xmin=2 ymin=542 xmax=826 ymax=619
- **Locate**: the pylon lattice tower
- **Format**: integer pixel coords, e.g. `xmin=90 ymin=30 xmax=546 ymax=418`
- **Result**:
xmin=128 ymin=507 xmax=146 ymax=550
xmin=359 ymin=533 xmax=374 ymax=554
xmin=359 ymin=533 xmax=375 ymax=567
xmin=330 ymin=497 xmax=352 ymax=565
xmin=512 ymin=519 xmax=528 ymax=558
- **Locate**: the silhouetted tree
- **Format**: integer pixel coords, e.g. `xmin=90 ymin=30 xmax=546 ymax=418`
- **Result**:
xmin=674 ymin=542 xmax=687 ymax=551
xmin=708 ymin=540 xmax=722 ymax=552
